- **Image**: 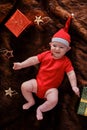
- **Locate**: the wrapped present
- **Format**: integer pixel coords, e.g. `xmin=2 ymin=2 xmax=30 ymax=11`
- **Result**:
xmin=77 ymin=87 xmax=87 ymax=116
xmin=5 ymin=9 xmax=32 ymax=37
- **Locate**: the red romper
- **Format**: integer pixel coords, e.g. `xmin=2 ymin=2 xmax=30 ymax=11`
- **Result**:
xmin=36 ymin=51 xmax=74 ymax=98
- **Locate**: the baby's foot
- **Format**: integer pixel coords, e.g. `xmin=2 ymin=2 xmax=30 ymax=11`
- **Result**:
xmin=23 ymin=102 xmax=30 ymax=109
xmin=23 ymin=101 xmax=35 ymax=110
xmin=36 ymin=108 xmax=43 ymax=120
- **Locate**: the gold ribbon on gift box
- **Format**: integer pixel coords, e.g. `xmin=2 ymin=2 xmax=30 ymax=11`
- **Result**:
xmin=81 ymin=98 xmax=87 ymax=116
xmin=81 ymin=98 xmax=87 ymax=103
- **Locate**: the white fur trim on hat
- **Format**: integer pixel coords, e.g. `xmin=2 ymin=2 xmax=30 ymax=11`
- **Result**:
xmin=51 ymin=38 xmax=69 ymax=47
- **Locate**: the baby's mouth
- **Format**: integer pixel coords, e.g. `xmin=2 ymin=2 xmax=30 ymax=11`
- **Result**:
xmin=55 ymin=52 xmax=60 ymax=54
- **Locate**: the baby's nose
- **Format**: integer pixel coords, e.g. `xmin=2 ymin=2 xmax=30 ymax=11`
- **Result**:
xmin=56 ymin=47 xmax=59 ymax=50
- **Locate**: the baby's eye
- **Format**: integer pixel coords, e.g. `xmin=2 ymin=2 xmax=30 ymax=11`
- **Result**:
xmin=60 ymin=46 xmax=64 ymax=48
xmin=53 ymin=44 xmax=57 ymax=47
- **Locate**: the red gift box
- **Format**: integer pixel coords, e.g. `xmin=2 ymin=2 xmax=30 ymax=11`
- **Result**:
xmin=5 ymin=9 xmax=32 ymax=37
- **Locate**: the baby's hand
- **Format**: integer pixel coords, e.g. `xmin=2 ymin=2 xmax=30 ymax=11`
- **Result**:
xmin=72 ymin=87 xmax=80 ymax=97
xmin=13 ymin=62 xmax=22 ymax=70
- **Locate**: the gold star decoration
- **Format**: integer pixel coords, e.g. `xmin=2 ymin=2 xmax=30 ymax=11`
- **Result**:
xmin=5 ymin=87 xmax=18 ymax=97
xmin=0 ymin=48 xmax=14 ymax=59
xmin=34 ymin=16 xmax=44 ymax=25
xmin=3 ymin=49 xmax=14 ymax=59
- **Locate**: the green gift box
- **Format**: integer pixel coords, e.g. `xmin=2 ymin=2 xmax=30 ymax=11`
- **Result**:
xmin=77 ymin=87 xmax=87 ymax=116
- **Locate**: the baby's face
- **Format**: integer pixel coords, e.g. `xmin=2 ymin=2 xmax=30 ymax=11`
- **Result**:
xmin=49 ymin=42 xmax=71 ymax=59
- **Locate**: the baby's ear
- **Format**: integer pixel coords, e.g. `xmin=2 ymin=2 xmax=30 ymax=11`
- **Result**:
xmin=49 ymin=42 xmax=51 ymax=46
xmin=67 ymin=46 xmax=71 ymax=51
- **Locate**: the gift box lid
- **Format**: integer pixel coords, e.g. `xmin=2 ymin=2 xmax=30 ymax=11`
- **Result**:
xmin=81 ymin=87 xmax=87 ymax=99
xmin=77 ymin=87 xmax=87 ymax=116
xmin=5 ymin=9 xmax=32 ymax=37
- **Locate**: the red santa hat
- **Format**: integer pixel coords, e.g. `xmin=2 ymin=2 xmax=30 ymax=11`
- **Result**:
xmin=51 ymin=14 xmax=74 ymax=47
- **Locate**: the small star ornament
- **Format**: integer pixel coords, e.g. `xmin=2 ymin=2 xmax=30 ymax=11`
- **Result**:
xmin=5 ymin=87 xmax=18 ymax=97
xmin=3 ymin=49 xmax=14 ymax=59
xmin=0 ymin=48 xmax=14 ymax=59
xmin=34 ymin=16 xmax=44 ymax=25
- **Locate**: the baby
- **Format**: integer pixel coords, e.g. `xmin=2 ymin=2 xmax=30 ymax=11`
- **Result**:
xmin=13 ymin=15 xmax=80 ymax=120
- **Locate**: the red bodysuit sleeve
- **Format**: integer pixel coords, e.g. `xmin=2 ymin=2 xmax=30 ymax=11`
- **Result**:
xmin=65 ymin=57 xmax=74 ymax=73
xmin=37 ymin=51 xmax=49 ymax=62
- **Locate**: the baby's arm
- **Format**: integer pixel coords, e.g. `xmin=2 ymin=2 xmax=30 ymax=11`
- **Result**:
xmin=67 ymin=70 xmax=80 ymax=97
xmin=13 ymin=56 xmax=40 ymax=70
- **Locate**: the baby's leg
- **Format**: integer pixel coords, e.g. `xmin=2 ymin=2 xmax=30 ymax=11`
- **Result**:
xmin=21 ymin=79 xmax=37 ymax=110
xmin=36 ymin=88 xmax=58 ymax=120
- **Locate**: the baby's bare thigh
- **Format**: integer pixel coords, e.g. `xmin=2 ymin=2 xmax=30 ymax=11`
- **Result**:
xmin=45 ymin=88 xmax=58 ymax=100
xmin=22 ymin=79 xmax=37 ymax=93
